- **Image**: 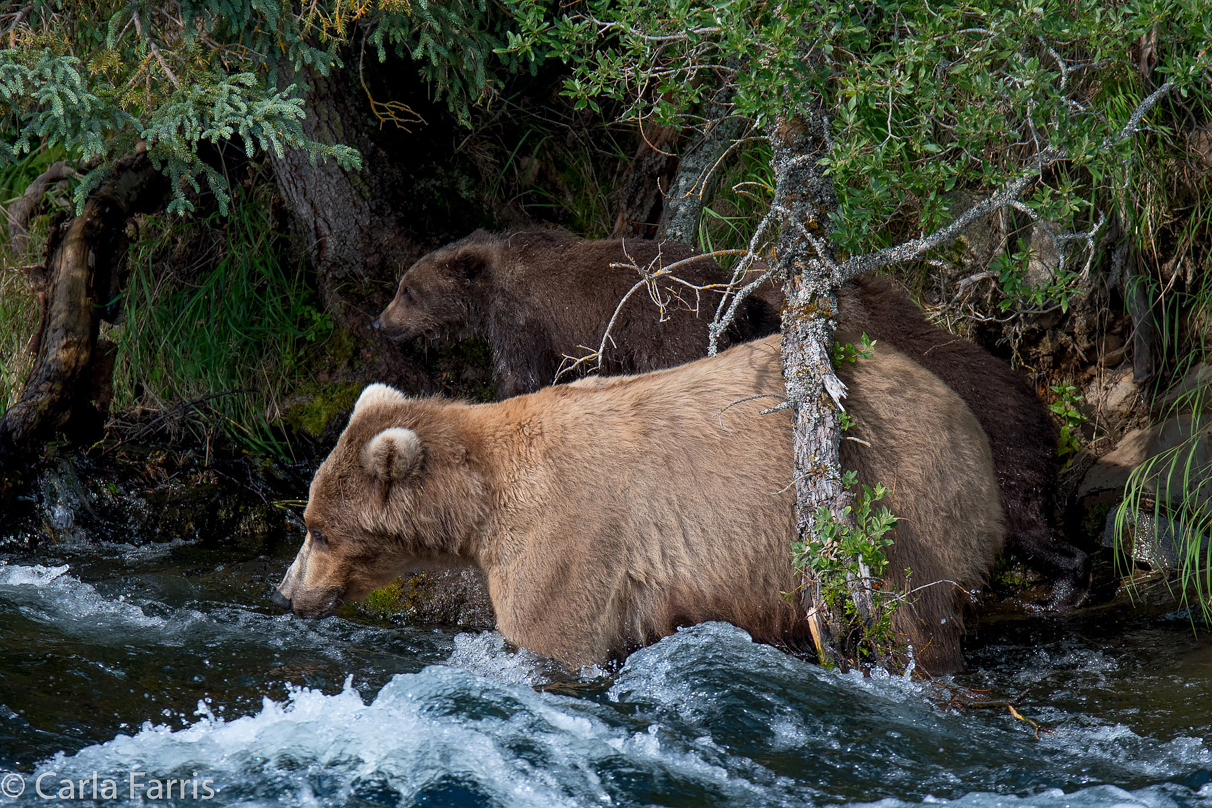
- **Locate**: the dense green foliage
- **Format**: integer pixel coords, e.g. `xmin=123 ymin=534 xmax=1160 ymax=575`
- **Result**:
xmin=796 ymin=477 xmax=901 ymax=666
xmin=504 ymin=0 xmax=1212 ymax=310
xmin=0 ymin=0 xmax=529 ymax=214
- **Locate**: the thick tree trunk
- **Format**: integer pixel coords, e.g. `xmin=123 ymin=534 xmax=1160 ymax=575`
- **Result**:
xmin=611 ymin=122 xmax=680 ymax=239
xmin=0 ymin=154 xmax=167 ymax=465
xmin=269 ymin=58 xmax=461 ymax=394
xmin=269 ymin=62 xmax=403 ymax=327
xmin=768 ymin=113 xmax=871 ymax=670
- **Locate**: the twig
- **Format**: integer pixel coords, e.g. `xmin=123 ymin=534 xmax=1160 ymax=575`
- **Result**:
xmin=6 ymin=4 xmax=30 ymax=48
xmin=99 ymin=389 xmax=256 ymax=456
xmin=840 ymin=79 xmax=1174 ymax=281
xmin=132 ymin=10 xmax=181 ymax=89
xmin=717 ymin=394 xmax=785 ymax=427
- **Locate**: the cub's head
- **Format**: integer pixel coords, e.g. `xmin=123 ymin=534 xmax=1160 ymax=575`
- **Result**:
xmin=374 ymin=230 xmax=495 ymax=340
xmin=272 ymin=383 xmax=485 ymax=618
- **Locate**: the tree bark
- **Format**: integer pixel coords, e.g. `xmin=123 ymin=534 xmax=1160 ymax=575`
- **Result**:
xmin=611 ymin=121 xmax=680 ymax=239
xmin=767 ymin=112 xmax=866 ymax=669
xmin=268 ymin=57 xmax=464 ymax=395
xmin=659 ymin=81 xmax=748 ymax=245
xmin=269 ymin=62 xmax=398 ymax=327
xmin=0 ymin=154 xmax=168 ymax=465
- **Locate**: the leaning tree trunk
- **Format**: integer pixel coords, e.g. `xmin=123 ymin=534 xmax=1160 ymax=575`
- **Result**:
xmin=767 ymin=112 xmax=876 ymax=670
xmin=659 ymin=76 xmax=747 ymax=245
xmin=0 ymin=154 xmax=167 ymax=467
xmin=656 ymin=95 xmax=875 ymax=668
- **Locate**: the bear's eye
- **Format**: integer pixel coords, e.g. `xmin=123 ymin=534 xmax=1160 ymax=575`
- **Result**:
xmin=309 ymin=529 xmax=329 ymax=548
xmin=403 ymin=286 xmax=414 ymax=302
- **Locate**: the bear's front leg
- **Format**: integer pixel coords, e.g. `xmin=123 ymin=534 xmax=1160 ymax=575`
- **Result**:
xmin=484 ymin=551 xmax=630 ymax=667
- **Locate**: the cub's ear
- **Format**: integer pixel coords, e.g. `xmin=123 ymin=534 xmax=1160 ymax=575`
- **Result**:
xmin=354 ymin=383 xmax=408 ymax=415
xmin=361 ymin=427 xmax=422 ymax=483
xmin=450 ymin=250 xmax=489 ymax=280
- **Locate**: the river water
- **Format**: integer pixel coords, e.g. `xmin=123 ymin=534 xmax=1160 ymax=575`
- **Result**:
xmin=0 ymin=541 xmax=1210 ymax=807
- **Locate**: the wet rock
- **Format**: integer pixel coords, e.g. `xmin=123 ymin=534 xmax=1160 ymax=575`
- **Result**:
xmin=0 ymin=448 xmax=306 ymax=553
xmin=1190 ymin=125 xmax=1212 ymax=169
xmin=349 ymin=568 xmax=496 ymax=629
xmin=949 ymin=192 xmax=1007 ymax=282
xmin=1024 ymin=219 xmax=1063 ymax=289
xmin=37 ymin=461 xmax=94 ymax=545
xmin=1159 ymin=360 xmax=1212 ymax=414
xmin=405 ymin=568 xmax=496 ymax=627
xmin=1075 ymin=415 xmax=1212 ymax=567
xmin=1101 ymin=508 xmax=1210 ymax=572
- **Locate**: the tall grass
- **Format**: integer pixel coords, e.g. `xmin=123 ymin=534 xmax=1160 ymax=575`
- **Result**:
xmin=696 ymin=140 xmax=774 ymax=268
xmin=0 ymin=266 xmax=38 ymax=413
xmin=1113 ymin=274 xmax=1212 ymax=620
xmin=109 ymin=182 xmax=331 ymax=456
xmin=1108 ymin=93 xmax=1212 ymax=620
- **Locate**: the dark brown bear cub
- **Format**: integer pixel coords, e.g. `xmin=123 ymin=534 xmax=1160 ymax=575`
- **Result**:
xmin=837 ymin=276 xmax=1090 ymax=607
xmin=375 ymin=229 xmax=778 ymax=399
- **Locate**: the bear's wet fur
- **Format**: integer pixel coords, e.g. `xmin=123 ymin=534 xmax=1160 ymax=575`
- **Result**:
xmin=274 ymin=335 xmax=1005 ymax=676
xmin=375 ymin=229 xmax=780 ymax=399
xmin=837 ymin=275 xmax=1090 ymax=607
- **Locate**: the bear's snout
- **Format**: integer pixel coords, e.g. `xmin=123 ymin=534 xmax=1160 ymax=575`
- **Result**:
xmin=375 ymin=308 xmax=416 ymax=341
xmin=294 ymin=589 xmax=343 ymax=618
xmin=270 ymin=589 xmax=292 ymax=611
xmin=270 ymin=586 xmax=344 ymax=618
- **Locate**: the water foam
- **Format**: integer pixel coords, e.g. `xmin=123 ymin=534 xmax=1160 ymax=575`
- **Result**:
xmin=445 ymin=630 xmax=556 ymax=686
xmin=22 ymin=664 xmax=796 ymax=808
xmin=4 ymin=581 xmax=1210 ymax=808
xmin=0 ymin=562 xmax=167 ymax=631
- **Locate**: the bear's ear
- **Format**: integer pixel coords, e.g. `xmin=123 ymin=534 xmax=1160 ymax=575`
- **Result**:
xmin=361 ymin=427 xmax=422 ymax=483
xmin=449 ymin=250 xmax=489 ymax=281
xmin=353 ymin=383 xmax=408 ymax=415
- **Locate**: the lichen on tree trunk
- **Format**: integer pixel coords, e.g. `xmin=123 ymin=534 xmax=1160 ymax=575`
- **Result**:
xmin=659 ymin=78 xmax=747 ymax=246
xmin=768 ymin=112 xmax=877 ymax=670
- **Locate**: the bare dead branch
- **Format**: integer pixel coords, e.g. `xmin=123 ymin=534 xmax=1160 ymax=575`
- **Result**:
xmin=2 ymin=160 xmax=73 ymax=257
xmin=6 ymin=4 xmax=30 ymax=48
xmin=716 ymin=393 xmax=785 ymax=427
xmin=838 ymin=81 xmax=1174 ymax=281
xmin=132 ymin=10 xmax=182 ymax=89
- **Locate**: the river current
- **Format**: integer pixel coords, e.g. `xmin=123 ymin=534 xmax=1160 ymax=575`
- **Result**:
xmin=0 ymin=541 xmax=1209 ymax=807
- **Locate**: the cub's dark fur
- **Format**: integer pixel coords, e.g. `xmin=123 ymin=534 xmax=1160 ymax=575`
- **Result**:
xmin=837 ymin=275 xmax=1090 ymax=606
xmin=375 ymin=230 xmax=779 ymax=399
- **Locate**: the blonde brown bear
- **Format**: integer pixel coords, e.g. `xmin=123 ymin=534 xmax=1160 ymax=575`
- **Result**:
xmin=273 ymin=335 xmax=1004 ymax=675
